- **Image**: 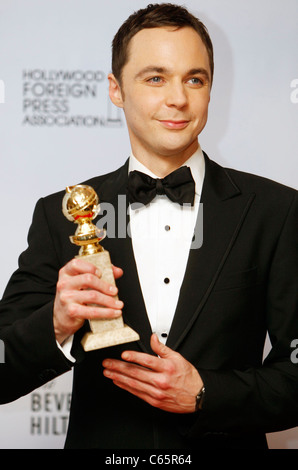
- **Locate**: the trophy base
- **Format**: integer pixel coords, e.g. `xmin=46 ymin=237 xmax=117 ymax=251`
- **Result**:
xmin=81 ymin=326 xmax=140 ymax=351
xmin=77 ymin=251 xmax=139 ymax=351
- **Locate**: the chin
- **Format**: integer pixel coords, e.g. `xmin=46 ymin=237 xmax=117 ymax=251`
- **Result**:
xmin=157 ymin=141 xmax=196 ymax=158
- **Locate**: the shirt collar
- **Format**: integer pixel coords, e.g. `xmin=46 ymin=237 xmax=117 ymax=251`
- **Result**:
xmin=128 ymin=145 xmax=205 ymax=196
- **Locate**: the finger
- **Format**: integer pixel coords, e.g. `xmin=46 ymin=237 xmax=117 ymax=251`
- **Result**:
xmin=102 ymin=360 xmax=165 ymax=398
xmin=112 ymin=380 xmax=157 ymax=404
xmin=112 ymin=380 xmax=195 ymax=414
xmin=120 ymin=349 xmax=165 ymax=372
xmin=58 ymin=272 xmax=118 ymax=296
xmin=105 ymin=369 xmax=165 ymax=402
xmin=103 ymin=358 xmax=158 ymax=384
xmin=62 ymin=258 xmax=102 ymax=277
xmin=63 ymin=258 xmax=123 ymax=281
xmin=68 ymin=303 xmax=122 ymax=321
xmin=112 ymin=265 xmax=124 ymax=280
xmin=150 ymin=333 xmax=175 ymax=359
xmin=61 ymin=288 xmax=123 ymax=310
xmin=60 ymin=259 xmax=122 ymax=296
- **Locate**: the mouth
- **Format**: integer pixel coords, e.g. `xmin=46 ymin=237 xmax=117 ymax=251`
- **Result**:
xmin=158 ymin=120 xmax=190 ymax=130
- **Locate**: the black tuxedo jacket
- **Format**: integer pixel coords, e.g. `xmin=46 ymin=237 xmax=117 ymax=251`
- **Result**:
xmin=0 ymin=154 xmax=298 ymax=449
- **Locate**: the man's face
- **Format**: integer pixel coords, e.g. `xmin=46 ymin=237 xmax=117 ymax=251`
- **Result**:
xmin=109 ymin=26 xmax=211 ymax=169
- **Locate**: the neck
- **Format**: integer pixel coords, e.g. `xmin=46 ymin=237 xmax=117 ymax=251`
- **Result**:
xmin=131 ymin=141 xmax=199 ymax=177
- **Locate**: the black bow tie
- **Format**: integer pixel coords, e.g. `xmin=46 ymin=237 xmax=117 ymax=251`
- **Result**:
xmin=127 ymin=166 xmax=195 ymax=207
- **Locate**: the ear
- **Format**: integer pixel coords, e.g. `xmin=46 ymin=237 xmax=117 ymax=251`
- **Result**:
xmin=108 ymin=73 xmax=124 ymax=108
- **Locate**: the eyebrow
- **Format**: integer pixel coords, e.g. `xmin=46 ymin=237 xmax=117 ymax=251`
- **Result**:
xmin=134 ymin=66 xmax=168 ymax=79
xmin=134 ymin=66 xmax=210 ymax=82
xmin=188 ymin=68 xmax=210 ymax=81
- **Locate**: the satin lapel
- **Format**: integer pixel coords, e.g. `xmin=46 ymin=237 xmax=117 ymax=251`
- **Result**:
xmin=166 ymin=155 xmax=255 ymax=351
xmin=93 ymin=161 xmax=152 ymax=354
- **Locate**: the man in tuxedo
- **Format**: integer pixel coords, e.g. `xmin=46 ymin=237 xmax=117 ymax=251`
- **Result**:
xmin=0 ymin=3 xmax=298 ymax=449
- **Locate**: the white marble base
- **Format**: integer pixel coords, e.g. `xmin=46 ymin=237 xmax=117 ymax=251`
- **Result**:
xmin=79 ymin=251 xmax=139 ymax=351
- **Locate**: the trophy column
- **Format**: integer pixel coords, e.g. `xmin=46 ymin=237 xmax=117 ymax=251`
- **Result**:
xmin=62 ymin=185 xmax=139 ymax=352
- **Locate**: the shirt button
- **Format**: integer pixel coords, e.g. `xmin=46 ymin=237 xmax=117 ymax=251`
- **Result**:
xmin=161 ymin=332 xmax=168 ymax=338
xmin=165 ymin=225 xmax=171 ymax=231
xmin=164 ymin=277 xmax=170 ymax=284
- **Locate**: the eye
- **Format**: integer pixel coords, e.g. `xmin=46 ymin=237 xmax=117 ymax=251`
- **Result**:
xmin=187 ymin=77 xmax=203 ymax=86
xmin=147 ymin=76 xmax=163 ymax=84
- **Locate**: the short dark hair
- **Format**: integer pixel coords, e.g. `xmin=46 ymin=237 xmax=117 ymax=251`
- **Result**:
xmin=111 ymin=3 xmax=214 ymax=87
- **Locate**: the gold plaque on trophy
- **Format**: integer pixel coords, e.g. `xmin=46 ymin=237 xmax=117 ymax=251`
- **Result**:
xmin=62 ymin=185 xmax=139 ymax=351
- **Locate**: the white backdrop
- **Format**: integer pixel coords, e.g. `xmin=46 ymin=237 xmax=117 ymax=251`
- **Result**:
xmin=0 ymin=0 xmax=297 ymax=449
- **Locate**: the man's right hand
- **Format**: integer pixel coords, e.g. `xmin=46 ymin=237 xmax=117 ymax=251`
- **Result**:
xmin=53 ymin=258 xmax=124 ymax=345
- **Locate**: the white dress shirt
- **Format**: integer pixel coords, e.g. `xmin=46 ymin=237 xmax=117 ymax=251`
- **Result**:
xmin=128 ymin=147 xmax=205 ymax=344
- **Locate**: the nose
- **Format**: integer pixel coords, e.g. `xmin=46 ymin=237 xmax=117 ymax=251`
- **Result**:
xmin=165 ymin=80 xmax=188 ymax=109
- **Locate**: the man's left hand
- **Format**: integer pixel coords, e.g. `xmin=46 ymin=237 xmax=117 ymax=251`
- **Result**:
xmin=102 ymin=333 xmax=203 ymax=413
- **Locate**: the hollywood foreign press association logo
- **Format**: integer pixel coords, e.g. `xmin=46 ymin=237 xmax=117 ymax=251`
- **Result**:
xmin=21 ymin=68 xmax=123 ymax=127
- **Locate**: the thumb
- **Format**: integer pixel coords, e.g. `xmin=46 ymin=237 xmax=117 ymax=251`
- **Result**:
xmin=112 ymin=265 xmax=123 ymax=280
xmin=150 ymin=333 xmax=174 ymax=358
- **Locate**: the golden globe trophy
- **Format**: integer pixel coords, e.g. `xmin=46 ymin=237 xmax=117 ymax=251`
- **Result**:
xmin=62 ymin=184 xmax=139 ymax=351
